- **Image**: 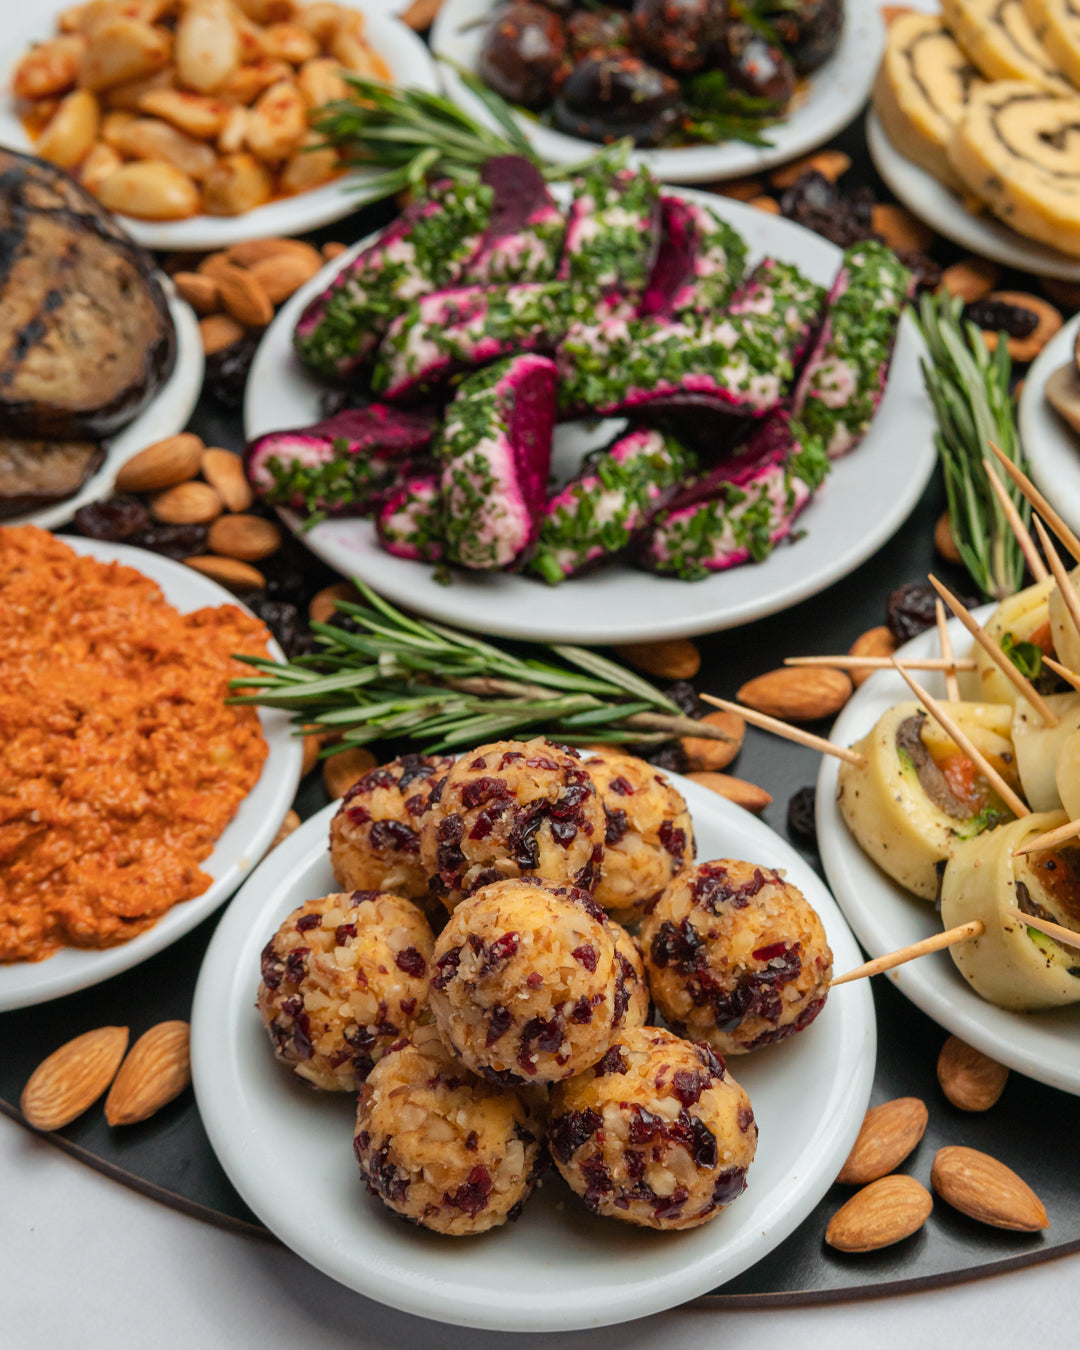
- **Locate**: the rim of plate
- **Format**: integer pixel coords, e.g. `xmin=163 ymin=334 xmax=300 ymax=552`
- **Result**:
xmin=9 ymin=279 xmax=203 ymax=532
xmin=191 ymin=779 xmax=875 ymax=1332
xmin=0 ymin=5 xmax=439 ymax=253
xmin=817 ymin=610 xmax=1080 ymax=1095
xmin=243 ymin=185 xmax=937 ymax=645
xmin=1020 ymin=312 xmax=1080 ymax=537
xmin=431 ymin=0 xmax=884 ymax=184
xmin=0 ymin=536 xmax=303 ymax=1012
xmin=866 ymin=110 xmax=1080 ymax=283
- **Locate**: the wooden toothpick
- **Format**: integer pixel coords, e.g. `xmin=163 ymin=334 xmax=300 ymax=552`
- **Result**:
xmin=890 ymin=659 xmax=1030 ymax=817
xmin=699 ymin=694 xmax=866 ymax=767
xmin=1012 ymin=817 xmax=1080 ymax=856
xmin=929 ymin=574 xmax=1059 ymax=726
xmin=982 ymin=456 xmax=1048 ymax=582
xmin=832 ymin=920 xmax=985 ymax=986
xmin=1044 ymin=655 xmax=1080 ymax=693
xmin=989 ymin=442 xmax=1080 ymax=565
xmin=784 ymin=656 xmax=977 ymax=672
xmin=935 ymin=598 xmax=961 ymax=702
xmin=1033 ymin=516 xmax=1080 ymax=650
xmin=1007 ymin=908 xmax=1080 ymax=948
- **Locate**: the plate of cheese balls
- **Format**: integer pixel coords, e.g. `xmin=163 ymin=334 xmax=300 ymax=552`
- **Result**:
xmin=192 ymin=737 xmax=875 ymax=1331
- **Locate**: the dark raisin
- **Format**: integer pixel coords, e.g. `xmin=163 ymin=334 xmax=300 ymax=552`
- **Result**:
xmin=664 ymin=680 xmax=703 ymax=717
xmin=964 ymin=298 xmax=1039 ymax=340
xmin=779 ymin=171 xmax=875 ymax=249
xmin=645 ymin=742 xmax=686 ymax=773
xmin=786 ymin=786 xmax=818 ymax=847
xmin=126 ymin=521 xmax=210 ymax=560
xmin=894 ymin=248 xmax=941 ymax=295
xmin=204 ymin=331 xmax=261 ymax=407
xmin=74 ymin=494 xmax=150 ymax=541
xmin=886 ymin=583 xmax=940 ymax=643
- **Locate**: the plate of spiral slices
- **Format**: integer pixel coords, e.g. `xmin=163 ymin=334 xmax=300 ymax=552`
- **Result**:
xmin=0 ymin=0 xmax=439 ymax=251
xmin=868 ymin=4 xmax=1080 ymax=279
xmin=243 ymin=150 xmax=936 ymax=643
xmin=192 ymin=737 xmax=875 ymax=1331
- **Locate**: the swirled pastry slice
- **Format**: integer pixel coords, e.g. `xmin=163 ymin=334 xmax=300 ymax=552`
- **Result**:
xmin=942 ymin=0 xmax=1072 ymax=90
xmin=873 ymin=13 xmax=985 ymax=188
xmin=1022 ymin=0 xmax=1080 ymax=89
xmin=948 ymin=81 xmax=1080 ymax=255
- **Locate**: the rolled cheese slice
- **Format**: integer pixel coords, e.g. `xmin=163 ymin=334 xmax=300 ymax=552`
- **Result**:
xmin=1011 ymin=691 xmax=1080 ymax=810
xmin=872 ymin=14 xmax=985 ymax=189
xmin=941 ymin=811 xmax=1080 ymax=1010
xmin=942 ymin=0 xmax=1072 ymax=90
xmin=1022 ymin=0 xmax=1080 ymax=89
xmin=838 ymin=700 xmax=1016 ymax=900
xmin=1048 ymin=561 xmax=1080 ymax=672
xmin=948 ymin=81 xmax=1080 ymax=257
xmin=957 ymin=573 xmax=1054 ymax=705
xmin=1055 ymin=726 xmax=1080 ymax=819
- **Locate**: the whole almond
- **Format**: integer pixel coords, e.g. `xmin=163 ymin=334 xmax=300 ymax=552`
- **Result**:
xmin=848 ymin=625 xmax=897 ymax=687
xmin=935 ymin=511 xmax=963 ymax=564
xmin=322 ymin=240 xmax=347 ymax=259
xmin=323 ymin=745 xmax=378 ymax=800
xmin=185 ymin=555 xmax=266 ymax=590
xmin=215 ymin=263 xmax=274 ymax=327
xmin=199 ymin=312 xmax=245 ymax=355
xmin=716 ymin=177 xmax=763 ymax=201
xmin=748 ymin=195 xmax=780 ymax=214
xmin=685 ymin=771 xmax=772 ymax=812
xmin=21 ymin=1027 xmax=129 ymax=1131
xmin=737 ymin=667 xmax=852 ymax=721
xmin=207 ymin=513 xmax=282 ymax=561
xmin=871 ymin=203 xmax=935 ymax=254
xmin=201 ymin=447 xmax=254 ymax=513
xmin=613 ymin=639 xmax=701 ymax=681
xmin=115 ymin=432 xmax=204 ymax=493
xmin=248 ymin=250 xmax=322 ymax=304
xmin=300 ymin=724 xmax=325 ymax=777
xmin=836 ymin=1097 xmax=929 ymax=1184
xmin=309 ymin=581 xmax=361 ymax=626
xmin=104 ymin=1021 xmax=190 ymax=1127
xmin=681 ymin=709 xmax=745 ymax=771
xmin=939 ymin=256 xmax=1000 ymax=304
xmin=226 ymin=237 xmax=323 ymax=269
xmin=937 ymin=1036 xmax=1009 ymax=1111
xmin=172 ymin=271 xmax=220 ymax=315
xmin=149 ymin=480 xmax=223 ymax=525
xmin=269 ymin=808 xmax=301 ymax=851
xmin=931 ymin=1146 xmax=1048 ymax=1231
xmin=826 ymin=1175 xmax=933 ymax=1252
xmin=771 ymin=149 xmax=851 ymax=188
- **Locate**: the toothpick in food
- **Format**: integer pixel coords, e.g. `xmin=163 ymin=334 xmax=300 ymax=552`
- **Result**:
xmin=982 ymin=456 xmax=1048 ymax=583
xmin=832 ymin=920 xmax=985 ymax=986
xmin=700 ymin=694 xmax=866 ymax=767
xmin=989 ymin=441 xmax=1080 ymax=565
xmin=935 ymin=598 xmax=961 ymax=702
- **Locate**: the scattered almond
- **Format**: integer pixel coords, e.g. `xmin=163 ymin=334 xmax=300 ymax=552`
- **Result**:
xmin=613 ymin=639 xmax=701 ymax=681
xmin=978 ymin=292 xmax=1063 ymax=363
xmin=872 ymin=203 xmax=935 ymax=254
xmin=939 ymin=257 xmax=1000 ymax=304
xmin=248 ymin=249 xmax=322 ymax=304
xmin=114 ymin=432 xmax=204 ymax=493
xmin=173 ymin=270 xmax=220 ymax=315
xmin=21 ymin=1027 xmax=129 ymax=1131
xmin=309 ymin=581 xmax=361 ymax=626
xmin=149 ymin=480 xmax=223 ymax=525
xmin=323 ymin=745 xmax=378 ymax=800
xmin=199 ymin=312 xmax=245 ymax=355
xmin=681 ymin=709 xmax=745 ymax=771
xmin=836 ymin=1097 xmax=929 ymax=1184
xmin=748 ymin=195 xmax=780 ymax=214
xmin=322 ymin=240 xmax=347 ymax=259
xmin=931 ymin=1146 xmax=1047 ymax=1231
xmin=826 ymin=1175 xmax=933 ymax=1252
xmin=685 ymin=771 xmax=772 ymax=813
xmin=848 ymin=625 xmax=896 ymax=687
xmin=207 ymin=513 xmax=282 ymax=561
xmin=201 ymin=447 xmax=254 ymax=513
xmin=269 ymin=808 xmax=301 ymax=850
xmin=936 ymin=1036 xmax=1009 ymax=1111
xmin=715 ymin=177 xmax=763 ymax=201
xmin=300 ymin=726 xmax=324 ymax=777
xmin=198 ymin=252 xmax=235 ymax=283
xmin=935 ymin=510 xmax=963 ymax=564
xmin=400 ymin=0 xmax=445 ymax=29
xmin=104 ymin=1021 xmax=190 ymax=1127
xmin=771 ymin=150 xmax=851 ymax=188
xmin=737 ymin=666 xmax=852 ymax=721
xmin=226 ymin=237 xmax=323 ymax=269
xmin=215 ymin=262 xmax=274 ymax=327
xmin=185 ymin=555 xmax=266 ymax=590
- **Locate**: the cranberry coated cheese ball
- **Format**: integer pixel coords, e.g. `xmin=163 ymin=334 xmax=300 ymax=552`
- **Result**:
xmin=258 ymin=891 xmax=434 ymax=1090
xmin=548 ymin=1026 xmax=757 ymax=1230
xmin=419 ymin=736 xmax=606 ymax=911
xmin=581 ymin=746 xmax=695 ymax=923
xmin=353 ymin=1024 xmax=546 ymax=1236
xmin=610 ymin=918 xmax=650 ymax=1029
xmin=640 ymin=860 xmax=833 ymax=1055
xmin=429 ymin=877 xmax=629 ymax=1084
xmin=329 ymin=754 xmax=453 ymax=909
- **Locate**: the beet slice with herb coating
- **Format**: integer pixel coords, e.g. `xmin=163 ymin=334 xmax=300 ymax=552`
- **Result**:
xmin=376 ymin=474 xmax=444 ymax=562
xmin=559 ymin=162 xmax=662 ymax=316
xmin=640 ymin=196 xmax=748 ymax=320
xmin=458 ymin=155 xmax=566 ymax=285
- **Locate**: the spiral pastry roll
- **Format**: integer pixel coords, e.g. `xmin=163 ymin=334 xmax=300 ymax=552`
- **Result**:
xmin=941 ymin=0 xmax=1071 ymax=91
xmin=1021 ymin=0 xmax=1080 ymax=86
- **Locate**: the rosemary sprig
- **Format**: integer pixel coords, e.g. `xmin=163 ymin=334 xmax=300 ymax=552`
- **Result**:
xmin=915 ymin=291 xmax=1030 ymax=600
xmin=229 ymin=582 xmax=734 ymax=756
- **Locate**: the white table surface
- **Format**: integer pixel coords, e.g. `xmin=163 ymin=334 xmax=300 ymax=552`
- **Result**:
xmin=4 ymin=1114 xmax=1078 ymax=1349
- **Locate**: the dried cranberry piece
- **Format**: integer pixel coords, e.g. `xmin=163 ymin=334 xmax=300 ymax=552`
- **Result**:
xmin=526 ymin=971 xmax=544 ymax=989
xmin=345 ymin=802 xmax=372 ymax=826
xmin=580 ymin=1153 xmax=613 ymax=1208
xmin=432 ymin=946 xmax=462 ymax=990
xmin=468 ymin=810 xmax=495 ymax=840
xmin=508 ymin=805 xmax=543 ymax=869
xmin=650 ymin=918 xmax=702 ymax=970
xmin=335 ymin=922 xmax=357 ymax=944
xmin=737 ymin=1104 xmax=755 ymax=1133
xmin=550 ymin=817 xmax=579 ymax=846
xmin=366 ymin=1141 xmax=409 ymax=1204
xmin=787 ymin=785 xmax=817 ymax=847
xmin=435 ymin=813 xmax=466 ymax=878
xmin=260 ymin=941 xmax=284 ymax=990
xmin=609 ymin=775 xmax=635 ymax=797
xmin=403 ymin=793 xmax=428 ymax=817
xmin=465 ymin=1130 xmax=479 ymax=1152
xmin=659 ymin=821 xmax=686 ymax=858
xmin=499 ymin=751 xmax=524 ymax=767
xmin=370 ymin=819 xmax=419 ymax=854
xmin=549 ymin=1107 xmax=603 ymax=1163
xmin=627 ymin=1105 xmax=663 ymax=1144
xmin=517 ymin=1014 xmax=563 ymax=1072
xmin=550 ymin=784 xmax=589 ymax=819
xmin=693 ymin=863 xmax=769 ymax=913
xmin=285 ymin=947 xmax=309 ymax=982
xmin=74 ymin=494 xmax=150 ymax=541
xmin=486 ymin=1004 xmax=514 ymax=1046
xmin=753 ymin=941 xmax=788 ymax=963
xmin=571 ymin=942 xmax=598 ymax=972
xmin=689 ymin=1115 xmax=718 ymax=1168
xmin=605 ymin=807 xmax=629 ymax=845
xmin=400 ymin=997 xmax=417 ymax=1015
xmin=396 ymin=754 xmax=438 ymax=789
xmin=296 ymin=913 xmax=320 ymax=932
xmin=570 ymin=993 xmax=600 ymax=1024
xmin=350 ymin=889 xmax=380 ymax=906
xmin=291 ymin=1011 xmax=313 ymax=1060
xmin=525 ymin=755 xmax=558 ymax=770
xmin=652 ymin=1186 xmax=689 ymax=1222
xmin=562 ymin=883 xmax=606 ymax=924
xmin=359 ymin=767 xmax=396 ymax=791
xmin=671 ymin=1068 xmax=708 ymax=1108
xmin=461 ymin=775 xmax=509 ymax=809
xmin=482 ymin=931 xmax=520 ymax=971
xmin=711 ymin=1166 xmax=747 ymax=1206
xmin=395 ymin=946 xmax=427 ymax=978
xmin=327 ymin=1047 xmax=352 ymax=1069
xmin=695 ymin=1042 xmax=726 ymax=1079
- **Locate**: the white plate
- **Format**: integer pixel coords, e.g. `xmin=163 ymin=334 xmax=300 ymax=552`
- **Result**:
xmin=431 ymin=0 xmax=884 ymax=184
xmin=0 ymin=5 xmax=439 ymax=253
xmin=1020 ymin=312 xmax=1080 ymax=537
xmin=192 ymin=779 xmax=876 ymax=1333
xmin=10 ymin=280 xmax=203 ymax=532
xmin=0 ymin=536 xmax=303 ymax=1013
xmin=817 ymin=614 xmax=1080 ymax=1096
xmin=866 ymin=109 xmax=1080 ymax=282
xmin=244 ymin=185 xmax=937 ymax=644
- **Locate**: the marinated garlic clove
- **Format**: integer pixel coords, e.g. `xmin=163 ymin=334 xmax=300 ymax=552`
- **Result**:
xmin=202 ymin=152 xmax=272 ymax=215
xmin=36 ymin=88 xmax=100 ymax=169
xmin=13 ymin=35 xmax=86 ymax=100
xmin=112 ymin=115 xmax=218 ymax=180
xmin=78 ymin=18 xmax=172 ymax=92
xmin=94 ymin=159 xmax=201 ymax=219
xmin=245 ymin=79 xmax=306 ymax=163
xmin=175 ymin=0 xmax=240 ymax=94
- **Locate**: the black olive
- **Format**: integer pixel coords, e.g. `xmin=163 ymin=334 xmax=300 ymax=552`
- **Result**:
xmin=552 ymin=54 xmax=682 ymax=146
xmin=787 ymin=786 xmax=818 ymax=847
xmin=631 ymin=0 xmax=727 ymax=74
xmin=768 ymin=0 xmax=844 ymax=75
xmin=478 ymin=3 xmax=567 ymax=110
xmin=567 ymin=8 xmax=633 ymax=61
xmin=719 ymin=22 xmax=796 ymax=107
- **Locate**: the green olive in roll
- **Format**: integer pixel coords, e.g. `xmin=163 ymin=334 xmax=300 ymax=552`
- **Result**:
xmin=940 ymin=811 xmax=1080 ymax=1011
xmin=838 ymin=701 xmax=1017 ymax=900
xmin=957 ymin=574 xmax=1054 ymax=707
xmin=1056 ymin=727 xmax=1080 ymax=822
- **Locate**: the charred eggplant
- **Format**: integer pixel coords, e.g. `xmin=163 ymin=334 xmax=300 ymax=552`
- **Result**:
xmin=479 ymin=3 xmax=567 ymax=110
xmin=552 ymin=54 xmax=682 ymax=146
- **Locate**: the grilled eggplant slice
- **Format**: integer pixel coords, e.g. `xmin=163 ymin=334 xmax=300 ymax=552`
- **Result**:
xmin=0 ymin=436 xmax=104 ymax=519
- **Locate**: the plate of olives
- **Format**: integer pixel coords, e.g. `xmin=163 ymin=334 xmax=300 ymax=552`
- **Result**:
xmin=432 ymin=0 xmax=883 ymax=183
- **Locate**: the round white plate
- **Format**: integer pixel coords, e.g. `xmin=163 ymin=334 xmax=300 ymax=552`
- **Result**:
xmin=0 ymin=4 xmax=439 ymax=253
xmin=0 ymin=536 xmax=303 ymax=1013
xmin=1020 ymin=311 xmax=1080 ymax=536
xmin=431 ymin=0 xmax=883 ymax=184
xmin=866 ymin=109 xmax=1080 ymax=282
xmin=9 ymin=280 xmax=203 ymax=532
xmin=245 ymin=185 xmax=937 ymax=644
xmin=192 ymin=778 xmax=875 ymax=1332
xmin=817 ymin=613 xmax=1080 ymax=1096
